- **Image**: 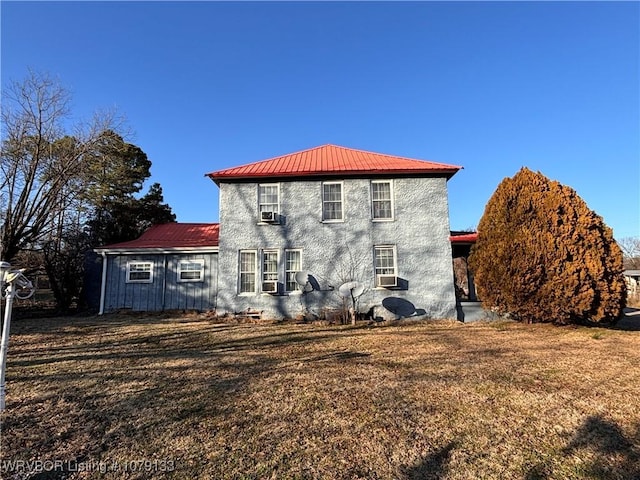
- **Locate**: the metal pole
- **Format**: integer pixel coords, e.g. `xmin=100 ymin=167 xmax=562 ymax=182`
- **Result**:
xmin=0 ymin=264 xmax=14 ymax=412
xmin=98 ymin=252 xmax=107 ymax=315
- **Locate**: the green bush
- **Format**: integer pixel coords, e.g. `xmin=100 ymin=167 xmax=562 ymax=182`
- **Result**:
xmin=468 ymin=167 xmax=626 ymax=324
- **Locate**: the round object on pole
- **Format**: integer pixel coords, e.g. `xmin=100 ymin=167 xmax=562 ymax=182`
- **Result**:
xmin=338 ymin=281 xmax=364 ymax=298
xmin=295 ymin=271 xmax=310 ymax=286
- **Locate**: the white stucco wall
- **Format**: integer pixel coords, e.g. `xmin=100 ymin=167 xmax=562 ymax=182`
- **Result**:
xmin=216 ymin=176 xmax=457 ymax=320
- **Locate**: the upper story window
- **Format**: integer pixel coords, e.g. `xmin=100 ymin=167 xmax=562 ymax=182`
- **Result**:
xmin=178 ymin=260 xmax=204 ymax=282
xmin=126 ymin=262 xmax=153 ymax=283
xmin=259 ymin=184 xmax=279 ymax=222
xmin=371 ymin=180 xmax=393 ymax=221
xmin=239 ymin=250 xmax=257 ymax=294
xmin=322 ymin=182 xmax=343 ymax=222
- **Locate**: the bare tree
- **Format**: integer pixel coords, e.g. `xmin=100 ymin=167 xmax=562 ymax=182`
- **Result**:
xmin=329 ymin=246 xmax=370 ymax=324
xmin=0 ymin=71 xmax=123 ymax=261
xmin=1 ymin=71 xmax=176 ymax=311
xmin=618 ymin=237 xmax=640 ymax=270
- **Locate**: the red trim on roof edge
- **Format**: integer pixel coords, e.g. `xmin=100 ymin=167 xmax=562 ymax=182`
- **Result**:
xmin=449 ymin=232 xmax=478 ymax=243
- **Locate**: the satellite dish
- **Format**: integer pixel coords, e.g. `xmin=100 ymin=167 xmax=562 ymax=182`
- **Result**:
xmin=382 ymin=297 xmax=416 ymax=317
xmin=295 ymin=271 xmax=310 ymax=286
xmin=338 ymin=281 xmax=364 ymax=298
xmin=338 ymin=282 xmax=354 ymax=297
xmin=295 ymin=271 xmax=315 ymax=293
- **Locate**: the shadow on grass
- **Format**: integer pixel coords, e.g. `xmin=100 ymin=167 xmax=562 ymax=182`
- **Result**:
xmin=526 ymin=415 xmax=640 ymax=479
xmin=612 ymin=307 xmax=640 ymax=331
xmin=403 ymin=441 xmax=458 ymax=480
xmin=9 ymin=325 xmax=344 ymax=369
xmin=5 ymin=317 xmax=370 ymax=473
xmin=564 ymin=307 xmax=640 ymax=331
xmin=306 ymin=350 xmax=371 ymax=362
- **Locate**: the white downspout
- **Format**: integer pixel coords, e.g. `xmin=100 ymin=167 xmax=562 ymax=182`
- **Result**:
xmin=98 ymin=252 xmax=108 ymax=315
xmin=161 ymin=256 xmax=167 ymax=311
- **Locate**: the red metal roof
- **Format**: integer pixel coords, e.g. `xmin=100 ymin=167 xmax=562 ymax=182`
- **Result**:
xmin=206 ymin=144 xmax=462 ymax=183
xmin=97 ymin=223 xmax=219 ymax=250
xmin=449 ymin=232 xmax=478 ymax=243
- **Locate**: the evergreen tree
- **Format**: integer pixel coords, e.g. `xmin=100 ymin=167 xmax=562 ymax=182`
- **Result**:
xmin=468 ymin=167 xmax=626 ymax=324
xmin=87 ymin=182 xmax=176 ymax=247
xmin=83 ymin=130 xmax=175 ymax=246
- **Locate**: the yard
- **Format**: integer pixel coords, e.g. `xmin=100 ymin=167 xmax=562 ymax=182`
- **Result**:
xmin=1 ymin=313 xmax=639 ymax=479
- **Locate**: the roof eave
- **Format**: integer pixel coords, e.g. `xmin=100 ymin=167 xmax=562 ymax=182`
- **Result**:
xmin=207 ymin=167 xmax=462 ymax=184
xmin=94 ymin=246 xmax=220 ymax=255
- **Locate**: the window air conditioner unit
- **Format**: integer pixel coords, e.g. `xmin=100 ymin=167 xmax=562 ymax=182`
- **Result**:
xmin=377 ymin=275 xmax=398 ymax=288
xmin=261 ymin=211 xmax=277 ymax=223
xmin=262 ymin=281 xmax=278 ymax=293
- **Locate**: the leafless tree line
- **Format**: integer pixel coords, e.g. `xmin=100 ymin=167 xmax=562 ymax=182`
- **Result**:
xmin=618 ymin=237 xmax=640 ymax=270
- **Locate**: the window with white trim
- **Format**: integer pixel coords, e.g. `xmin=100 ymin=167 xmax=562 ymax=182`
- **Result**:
xmin=322 ymin=181 xmax=343 ymax=221
xmin=374 ymin=246 xmax=397 ymax=286
xmin=126 ymin=262 xmax=153 ymax=283
xmin=239 ymin=251 xmax=257 ymax=293
xmin=284 ymin=249 xmax=302 ymax=292
xmin=178 ymin=260 xmax=204 ymax=282
xmin=259 ymin=184 xmax=279 ymax=220
xmin=262 ymin=250 xmax=279 ymax=292
xmin=371 ymin=180 xmax=393 ymax=220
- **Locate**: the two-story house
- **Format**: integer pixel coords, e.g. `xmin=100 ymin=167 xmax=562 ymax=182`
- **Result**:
xmin=96 ymin=144 xmax=464 ymax=320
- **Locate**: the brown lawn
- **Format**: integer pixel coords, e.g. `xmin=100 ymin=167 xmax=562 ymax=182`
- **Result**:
xmin=1 ymin=314 xmax=639 ymax=479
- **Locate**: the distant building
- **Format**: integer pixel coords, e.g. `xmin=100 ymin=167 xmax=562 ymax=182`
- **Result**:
xmin=624 ymin=270 xmax=640 ymax=299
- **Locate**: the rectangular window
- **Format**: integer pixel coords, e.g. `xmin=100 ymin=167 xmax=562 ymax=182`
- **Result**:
xmin=284 ymin=249 xmax=302 ymax=292
xmin=374 ymin=245 xmax=397 ymax=286
xmin=261 ymin=250 xmax=279 ymax=293
xmin=126 ymin=262 xmax=153 ymax=283
xmin=178 ymin=260 xmax=204 ymax=282
xmin=322 ymin=182 xmax=343 ymax=221
xmin=372 ymin=180 xmax=393 ymax=220
xmin=262 ymin=250 xmax=278 ymax=281
xmin=259 ymin=184 xmax=279 ymax=220
xmin=239 ymin=251 xmax=257 ymax=293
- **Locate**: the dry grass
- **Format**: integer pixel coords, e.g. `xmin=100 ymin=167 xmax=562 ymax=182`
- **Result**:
xmin=1 ymin=313 xmax=639 ymax=479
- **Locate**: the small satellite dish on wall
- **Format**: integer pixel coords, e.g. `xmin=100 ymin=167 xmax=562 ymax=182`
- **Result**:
xmin=295 ymin=271 xmax=315 ymax=293
xmin=295 ymin=271 xmax=310 ymax=286
xmin=338 ymin=281 xmax=364 ymax=298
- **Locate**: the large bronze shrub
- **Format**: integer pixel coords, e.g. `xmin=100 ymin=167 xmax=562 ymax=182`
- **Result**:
xmin=468 ymin=168 xmax=626 ymax=324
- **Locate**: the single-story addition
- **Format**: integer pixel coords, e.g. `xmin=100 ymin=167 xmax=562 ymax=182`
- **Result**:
xmin=94 ymin=223 xmax=219 ymax=313
xmin=96 ymin=144 xmax=478 ymax=321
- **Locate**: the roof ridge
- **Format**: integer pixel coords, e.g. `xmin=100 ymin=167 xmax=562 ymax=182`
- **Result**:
xmin=266 ymin=144 xmax=447 ymax=166
xmin=328 ymin=144 xmax=458 ymax=168
xmin=242 ymin=144 xmax=335 ymax=168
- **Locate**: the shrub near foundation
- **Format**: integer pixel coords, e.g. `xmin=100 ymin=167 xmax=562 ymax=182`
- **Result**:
xmin=469 ymin=167 xmax=626 ymax=324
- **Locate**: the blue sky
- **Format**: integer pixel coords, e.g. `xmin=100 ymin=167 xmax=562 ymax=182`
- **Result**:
xmin=2 ymin=1 xmax=639 ymax=238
